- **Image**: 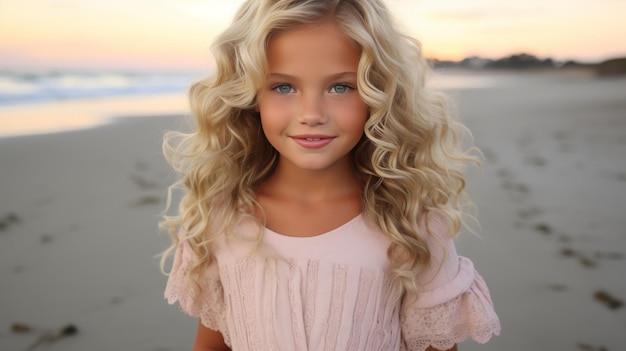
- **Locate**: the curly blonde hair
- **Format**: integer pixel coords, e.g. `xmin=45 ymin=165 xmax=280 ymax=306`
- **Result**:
xmin=160 ymin=0 xmax=480 ymax=299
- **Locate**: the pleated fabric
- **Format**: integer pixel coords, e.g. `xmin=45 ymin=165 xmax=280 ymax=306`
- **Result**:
xmin=165 ymin=214 xmax=500 ymax=351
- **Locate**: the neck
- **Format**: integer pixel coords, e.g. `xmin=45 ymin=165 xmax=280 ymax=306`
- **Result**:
xmin=259 ymin=159 xmax=362 ymax=203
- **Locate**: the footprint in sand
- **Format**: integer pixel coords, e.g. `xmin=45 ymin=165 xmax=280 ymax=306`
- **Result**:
xmin=547 ymin=283 xmax=568 ymax=292
xmin=559 ymin=247 xmax=598 ymax=268
xmin=593 ymin=290 xmax=623 ymax=310
xmin=480 ymin=147 xmax=498 ymax=164
xmin=578 ymin=256 xmax=597 ymax=268
xmin=129 ymin=161 xmax=166 ymax=206
xmin=560 ymin=247 xmax=576 ymax=257
xmin=0 ymin=212 xmax=20 ymax=232
xmin=495 ymin=167 xmax=530 ymax=196
xmin=518 ymin=206 xmax=543 ymax=220
xmin=524 ymin=155 xmax=547 ymax=167
xmin=532 ymin=223 xmax=552 ymax=235
xmin=613 ymin=171 xmax=626 ymax=182
xmin=130 ymin=195 xmax=162 ymax=207
xmin=501 ymin=180 xmax=530 ymax=196
xmin=496 ymin=168 xmax=511 ymax=179
xmin=39 ymin=234 xmax=54 ymax=244
xmin=129 ymin=174 xmax=161 ymax=190
xmin=576 ymin=342 xmax=608 ymax=351
xmin=11 ymin=323 xmax=79 ymax=350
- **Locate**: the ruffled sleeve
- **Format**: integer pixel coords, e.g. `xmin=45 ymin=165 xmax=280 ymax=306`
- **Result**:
xmin=400 ymin=217 xmax=501 ymax=351
xmin=163 ymin=237 xmax=231 ymax=346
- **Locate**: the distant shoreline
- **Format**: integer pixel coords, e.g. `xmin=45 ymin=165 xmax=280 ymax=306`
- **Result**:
xmin=430 ymin=53 xmax=626 ymax=76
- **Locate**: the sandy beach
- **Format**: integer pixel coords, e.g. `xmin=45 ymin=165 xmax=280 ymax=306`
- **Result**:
xmin=0 ymin=70 xmax=625 ymax=350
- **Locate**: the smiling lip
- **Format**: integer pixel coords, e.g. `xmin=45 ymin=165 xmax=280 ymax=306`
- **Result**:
xmin=291 ymin=135 xmax=335 ymax=149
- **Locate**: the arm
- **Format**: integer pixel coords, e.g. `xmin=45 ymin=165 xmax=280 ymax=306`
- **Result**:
xmin=192 ymin=321 xmax=230 ymax=351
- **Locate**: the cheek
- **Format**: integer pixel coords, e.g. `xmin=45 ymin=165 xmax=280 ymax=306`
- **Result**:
xmin=259 ymin=114 xmax=278 ymax=135
xmin=336 ymin=98 xmax=368 ymax=130
xmin=257 ymin=98 xmax=282 ymax=127
xmin=258 ymin=94 xmax=290 ymax=117
xmin=258 ymin=106 xmax=287 ymax=139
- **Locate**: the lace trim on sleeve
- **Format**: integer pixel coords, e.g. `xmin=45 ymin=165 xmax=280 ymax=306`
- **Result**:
xmin=164 ymin=241 xmax=231 ymax=346
xmin=401 ymin=269 xmax=501 ymax=351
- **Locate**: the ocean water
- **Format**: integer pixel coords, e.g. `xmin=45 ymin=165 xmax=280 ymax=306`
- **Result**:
xmin=0 ymin=70 xmax=201 ymax=107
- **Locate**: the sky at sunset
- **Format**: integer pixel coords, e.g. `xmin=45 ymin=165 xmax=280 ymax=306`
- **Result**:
xmin=1 ymin=0 xmax=625 ymax=72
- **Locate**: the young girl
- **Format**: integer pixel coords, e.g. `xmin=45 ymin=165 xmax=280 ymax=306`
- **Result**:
xmin=161 ymin=1 xmax=500 ymax=350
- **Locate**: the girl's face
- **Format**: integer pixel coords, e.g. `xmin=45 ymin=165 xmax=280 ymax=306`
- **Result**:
xmin=256 ymin=19 xmax=368 ymax=173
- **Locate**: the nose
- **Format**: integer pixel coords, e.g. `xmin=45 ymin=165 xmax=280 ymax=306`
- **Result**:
xmin=298 ymin=93 xmax=327 ymax=126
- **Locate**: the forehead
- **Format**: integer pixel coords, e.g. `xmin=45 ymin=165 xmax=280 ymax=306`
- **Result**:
xmin=266 ymin=20 xmax=361 ymax=75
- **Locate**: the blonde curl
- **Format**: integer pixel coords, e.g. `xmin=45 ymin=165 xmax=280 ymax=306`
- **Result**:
xmin=160 ymin=0 xmax=481 ymax=301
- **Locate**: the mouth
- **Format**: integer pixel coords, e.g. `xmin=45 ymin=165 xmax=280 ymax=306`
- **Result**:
xmin=291 ymin=135 xmax=335 ymax=149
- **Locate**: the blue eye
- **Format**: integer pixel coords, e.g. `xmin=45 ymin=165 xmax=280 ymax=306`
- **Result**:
xmin=330 ymin=84 xmax=351 ymax=94
xmin=273 ymin=84 xmax=295 ymax=94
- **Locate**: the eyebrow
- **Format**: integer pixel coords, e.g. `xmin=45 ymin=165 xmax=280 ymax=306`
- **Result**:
xmin=267 ymin=71 xmax=357 ymax=81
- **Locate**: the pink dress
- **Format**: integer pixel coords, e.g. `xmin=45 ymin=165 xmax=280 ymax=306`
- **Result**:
xmin=164 ymin=214 xmax=500 ymax=350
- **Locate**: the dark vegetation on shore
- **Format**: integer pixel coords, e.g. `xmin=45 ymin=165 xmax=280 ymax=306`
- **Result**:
xmin=431 ymin=53 xmax=626 ymax=76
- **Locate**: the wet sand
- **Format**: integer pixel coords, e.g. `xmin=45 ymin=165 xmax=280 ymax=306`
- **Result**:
xmin=0 ymin=71 xmax=625 ymax=350
xmin=451 ymin=69 xmax=626 ymax=350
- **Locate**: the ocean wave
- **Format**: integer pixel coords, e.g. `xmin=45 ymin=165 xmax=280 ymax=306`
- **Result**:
xmin=0 ymin=70 xmax=202 ymax=106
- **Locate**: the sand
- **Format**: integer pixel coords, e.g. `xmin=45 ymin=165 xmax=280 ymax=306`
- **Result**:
xmin=449 ymin=69 xmax=626 ymax=350
xmin=0 ymin=70 xmax=625 ymax=350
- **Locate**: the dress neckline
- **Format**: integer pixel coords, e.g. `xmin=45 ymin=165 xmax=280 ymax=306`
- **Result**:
xmin=263 ymin=213 xmax=363 ymax=240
